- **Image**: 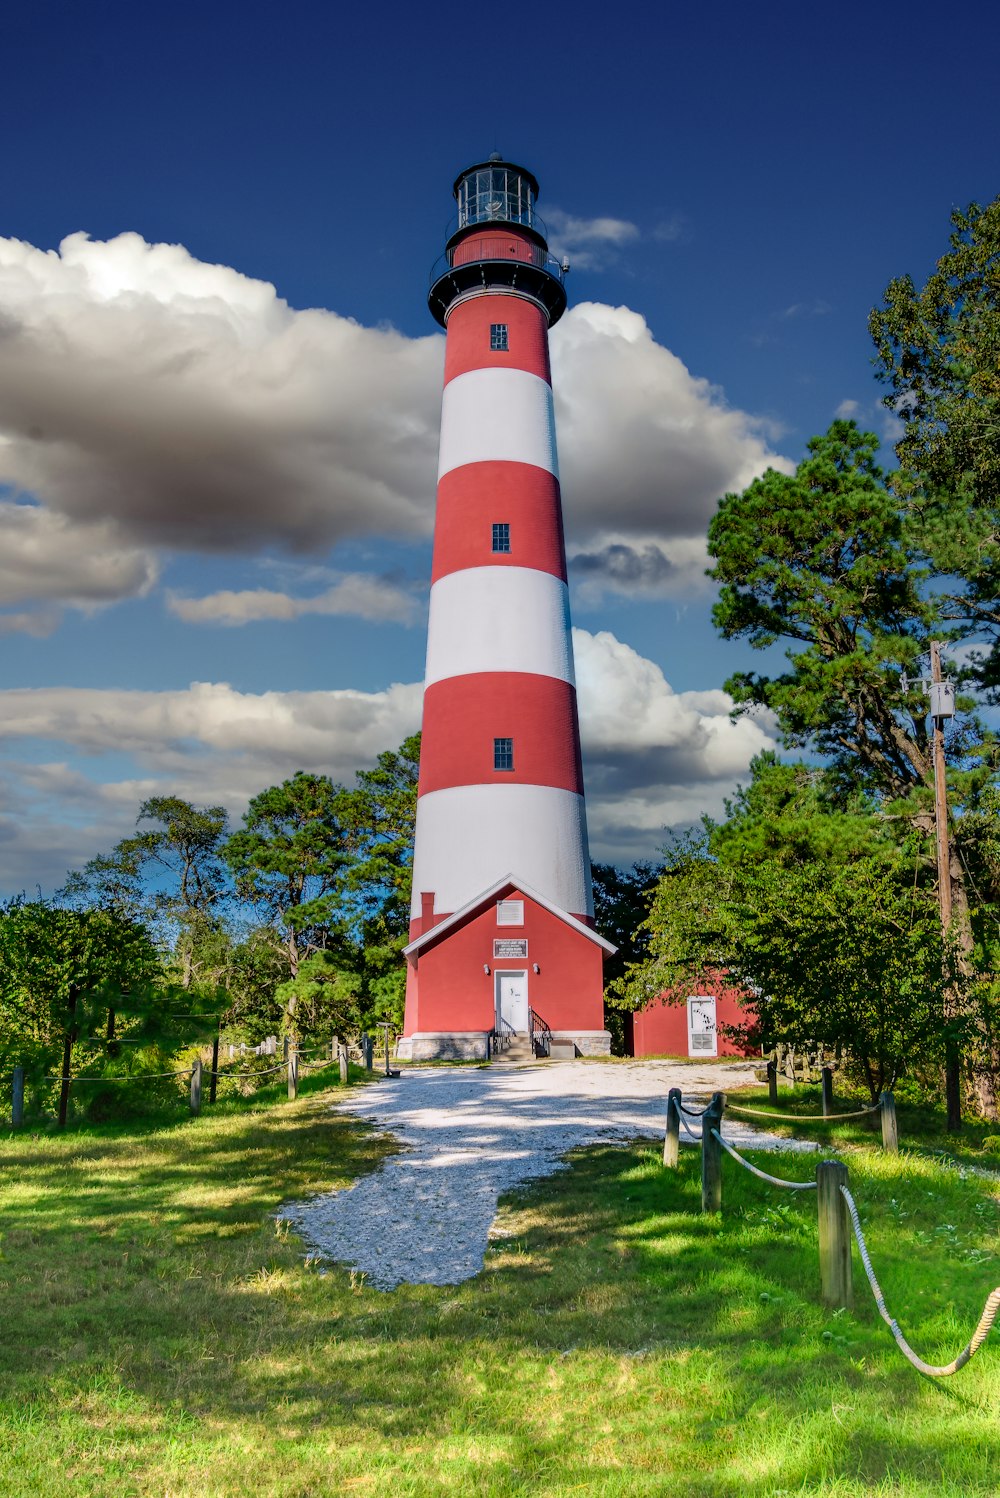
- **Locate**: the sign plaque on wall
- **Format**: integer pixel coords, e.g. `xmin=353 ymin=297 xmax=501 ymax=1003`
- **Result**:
xmin=493 ymin=939 xmax=528 ymax=959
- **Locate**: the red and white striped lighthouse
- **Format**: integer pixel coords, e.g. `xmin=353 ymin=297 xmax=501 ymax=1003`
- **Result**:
xmin=400 ymin=157 xmax=614 ymax=1062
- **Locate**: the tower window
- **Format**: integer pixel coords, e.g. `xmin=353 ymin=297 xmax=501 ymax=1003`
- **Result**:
xmin=494 ymin=737 xmax=514 ymax=772
xmin=490 ymin=323 xmax=509 ymax=351
xmin=492 ymin=522 xmax=510 ymax=553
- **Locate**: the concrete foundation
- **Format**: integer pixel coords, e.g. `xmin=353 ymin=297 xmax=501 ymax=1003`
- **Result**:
xmin=400 ymin=1031 xmax=491 ymax=1062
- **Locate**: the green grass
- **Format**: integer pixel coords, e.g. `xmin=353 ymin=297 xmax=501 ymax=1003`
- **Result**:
xmin=1 ymin=1077 xmax=999 ymax=1496
xmin=719 ymin=1080 xmax=1000 ymax=1172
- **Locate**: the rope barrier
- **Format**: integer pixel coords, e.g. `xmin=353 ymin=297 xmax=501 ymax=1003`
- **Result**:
xmin=679 ymin=1114 xmax=702 ymax=1141
xmin=42 ymin=1068 xmax=192 ymax=1083
xmin=677 ymin=1099 xmax=712 ymax=1117
xmin=212 ymin=1061 xmax=287 ymax=1080
xmin=839 ymin=1184 xmax=1000 ymax=1376
xmin=298 ymin=1057 xmax=336 ymax=1071
xmin=711 ymin=1129 xmax=818 ymax=1191
xmin=727 ymin=1102 xmax=878 ymax=1123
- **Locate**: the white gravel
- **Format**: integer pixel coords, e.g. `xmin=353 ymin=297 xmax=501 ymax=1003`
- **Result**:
xmin=281 ymin=1059 xmax=816 ymax=1290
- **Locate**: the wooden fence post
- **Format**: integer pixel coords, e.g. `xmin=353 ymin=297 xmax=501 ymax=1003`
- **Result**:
xmin=287 ymin=1045 xmax=298 ymax=1100
xmin=880 ymin=1091 xmax=898 ymax=1153
xmin=190 ymin=1059 xmax=202 ymax=1116
xmin=209 ymin=1034 xmax=220 ymax=1105
xmin=339 ymin=1043 xmax=349 ymax=1086
xmin=12 ymin=1065 xmax=25 ymax=1127
xmin=821 ymin=1066 xmax=834 ymax=1117
xmin=767 ymin=1057 xmax=778 ymax=1105
xmin=817 ymin=1160 xmax=853 ymax=1309
xmin=663 ymin=1087 xmax=681 ymax=1168
xmin=701 ymin=1092 xmax=725 ymax=1213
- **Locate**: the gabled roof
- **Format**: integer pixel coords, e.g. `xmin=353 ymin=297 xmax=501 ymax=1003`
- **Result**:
xmin=403 ymin=873 xmax=618 ymax=958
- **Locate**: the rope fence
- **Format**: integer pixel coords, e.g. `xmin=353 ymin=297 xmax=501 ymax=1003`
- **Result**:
xmin=661 ymin=1085 xmax=1000 ymax=1377
xmin=726 ymin=1102 xmax=879 ymax=1123
xmin=839 ymin=1184 xmax=1000 ymax=1377
xmin=710 ymin=1128 xmax=817 ymax=1190
xmin=5 ymin=1031 xmax=379 ymax=1129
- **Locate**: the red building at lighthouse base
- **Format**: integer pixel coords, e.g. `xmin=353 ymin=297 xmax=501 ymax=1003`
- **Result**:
xmin=399 ymin=876 xmax=614 ymax=1061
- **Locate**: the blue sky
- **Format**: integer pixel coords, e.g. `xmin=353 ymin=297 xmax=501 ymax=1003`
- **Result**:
xmin=0 ymin=0 xmax=997 ymax=892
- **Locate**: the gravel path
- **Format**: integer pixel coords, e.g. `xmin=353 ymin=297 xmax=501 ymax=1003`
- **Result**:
xmin=281 ymin=1059 xmax=816 ymax=1290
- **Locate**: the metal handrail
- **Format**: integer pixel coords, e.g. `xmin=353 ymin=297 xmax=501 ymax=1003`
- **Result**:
xmin=529 ymin=1008 xmax=552 ymax=1059
xmin=493 ymin=1016 xmax=517 ymax=1053
xmin=429 ymin=237 xmax=566 ymax=289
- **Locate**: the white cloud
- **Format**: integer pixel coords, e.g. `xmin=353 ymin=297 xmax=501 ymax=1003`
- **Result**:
xmin=0 ymin=231 xmax=442 ymax=557
xmin=545 ymin=208 xmax=640 ymax=270
xmin=834 ymin=399 xmax=860 ymax=419
xmin=0 ymin=629 xmax=775 ymax=890
xmin=0 ymin=233 xmax=789 ymax=614
xmin=552 ymin=303 xmax=792 ymax=598
xmin=0 ymin=500 xmax=156 ymax=629
xmin=167 ymin=572 xmax=419 ymax=627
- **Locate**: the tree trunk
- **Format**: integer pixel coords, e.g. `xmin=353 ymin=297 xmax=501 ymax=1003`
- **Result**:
xmin=58 ymin=987 xmax=79 ymax=1129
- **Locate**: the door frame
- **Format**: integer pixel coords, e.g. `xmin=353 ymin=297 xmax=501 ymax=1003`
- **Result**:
xmin=494 ymin=969 xmax=529 ymax=1033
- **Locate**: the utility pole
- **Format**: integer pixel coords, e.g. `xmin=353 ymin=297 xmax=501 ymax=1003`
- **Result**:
xmin=930 ymin=642 xmax=961 ymax=1132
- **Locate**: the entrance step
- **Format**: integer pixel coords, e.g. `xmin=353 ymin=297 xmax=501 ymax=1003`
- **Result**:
xmin=491 ymin=1035 xmax=535 ymax=1065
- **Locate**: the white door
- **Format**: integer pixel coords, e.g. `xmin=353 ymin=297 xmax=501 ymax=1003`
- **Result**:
xmin=687 ymin=996 xmax=718 ymax=1057
xmin=496 ymin=970 xmax=529 ymax=1034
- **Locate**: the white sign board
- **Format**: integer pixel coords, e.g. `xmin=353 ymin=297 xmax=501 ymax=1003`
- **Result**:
xmin=494 ymin=939 xmax=528 ymax=959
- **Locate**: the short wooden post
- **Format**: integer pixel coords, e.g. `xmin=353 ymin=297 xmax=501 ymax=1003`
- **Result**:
xmin=209 ymin=1034 xmax=220 ymax=1105
xmin=821 ymin=1066 xmax=834 ymax=1117
xmin=362 ymin=1034 xmax=373 ymax=1069
xmin=663 ymin=1087 xmax=681 ymax=1168
xmin=880 ymin=1091 xmax=898 ymax=1153
xmin=339 ymin=1043 xmax=349 ymax=1086
xmin=767 ymin=1057 xmax=778 ymax=1105
xmin=701 ymin=1092 xmax=725 ymax=1214
xmin=287 ymin=1045 xmax=298 ymax=1100
xmin=190 ymin=1059 xmax=202 ymax=1116
xmin=817 ymin=1160 xmax=853 ymax=1308
xmin=12 ymin=1065 xmax=25 ymax=1127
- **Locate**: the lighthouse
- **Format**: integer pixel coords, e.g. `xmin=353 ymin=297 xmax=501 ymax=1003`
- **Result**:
xmin=399 ymin=156 xmax=614 ymax=1062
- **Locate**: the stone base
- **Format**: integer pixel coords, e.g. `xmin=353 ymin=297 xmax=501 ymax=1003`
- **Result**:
xmin=402 ymin=1031 xmax=491 ymax=1062
xmin=549 ymin=1030 xmax=612 ymax=1058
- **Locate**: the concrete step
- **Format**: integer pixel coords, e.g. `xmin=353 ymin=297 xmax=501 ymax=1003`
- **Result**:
xmin=491 ymin=1036 xmax=535 ymax=1065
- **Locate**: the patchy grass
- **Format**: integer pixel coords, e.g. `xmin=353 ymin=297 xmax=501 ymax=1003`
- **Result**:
xmin=719 ymin=1079 xmax=1000 ymax=1175
xmin=1 ymin=1079 xmax=999 ymax=1495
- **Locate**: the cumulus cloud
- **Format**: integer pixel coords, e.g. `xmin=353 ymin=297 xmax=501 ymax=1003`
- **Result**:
xmin=0 ymin=628 xmax=775 ymax=891
xmin=0 ymin=231 xmax=442 ymax=558
xmin=552 ymin=303 xmax=791 ymax=597
xmin=834 ymin=398 xmax=860 ymax=419
xmin=0 ymin=234 xmax=788 ymax=612
xmin=167 ymin=572 xmax=419 ymax=627
xmin=0 ymin=500 xmax=156 ymax=630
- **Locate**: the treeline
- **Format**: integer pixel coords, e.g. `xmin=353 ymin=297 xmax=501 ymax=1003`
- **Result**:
xmin=0 ymin=736 xmax=421 ymax=1105
xmin=614 ymin=196 xmax=1000 ymax=1125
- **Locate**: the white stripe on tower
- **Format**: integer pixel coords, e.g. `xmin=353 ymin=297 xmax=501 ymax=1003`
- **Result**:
xmin=437 ymin=368 xmax=559 ymax=479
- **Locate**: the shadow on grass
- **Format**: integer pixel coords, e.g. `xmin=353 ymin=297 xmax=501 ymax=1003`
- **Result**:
xmin=1 ymin=1082 xmax=999 ymax=1496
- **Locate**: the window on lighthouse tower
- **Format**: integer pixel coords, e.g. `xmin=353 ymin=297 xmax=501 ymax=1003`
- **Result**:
xmin=494 ymin=737 xmax=514 ymax=772
xmin=490 ymin=323 xmax=509 ymax=351
xmin=491 ymin=522 xmax=510 ymax=553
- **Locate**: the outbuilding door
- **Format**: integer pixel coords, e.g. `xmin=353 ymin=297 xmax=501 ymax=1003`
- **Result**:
xmin=496 ymin=970 xmax=529 ymax=1034
xmin=687 ymin=995 xmax=718 ymax=1057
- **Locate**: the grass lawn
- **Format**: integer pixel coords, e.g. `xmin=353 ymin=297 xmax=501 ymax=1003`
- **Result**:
xmin=1 ymin=1072 xmax=999 ymax=1496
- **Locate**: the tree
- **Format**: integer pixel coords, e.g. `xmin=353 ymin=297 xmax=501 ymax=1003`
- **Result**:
xmin=708 ymin=421 xmax=999 ymax=1114
xmin=337 ymin=733 xmax=420 ymax=934
xmin=616 ymin=757 xmax=974 ymax=1100
xmin=870 ymin=196 xmax=1000 ymax=686
xmin=0 ymin=901 xmax=164 ymax=1126
xmin=221 ymin=772 xmax=350 ymax=1036
xmin=62 ymin=797 xmax=231 ymax=988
